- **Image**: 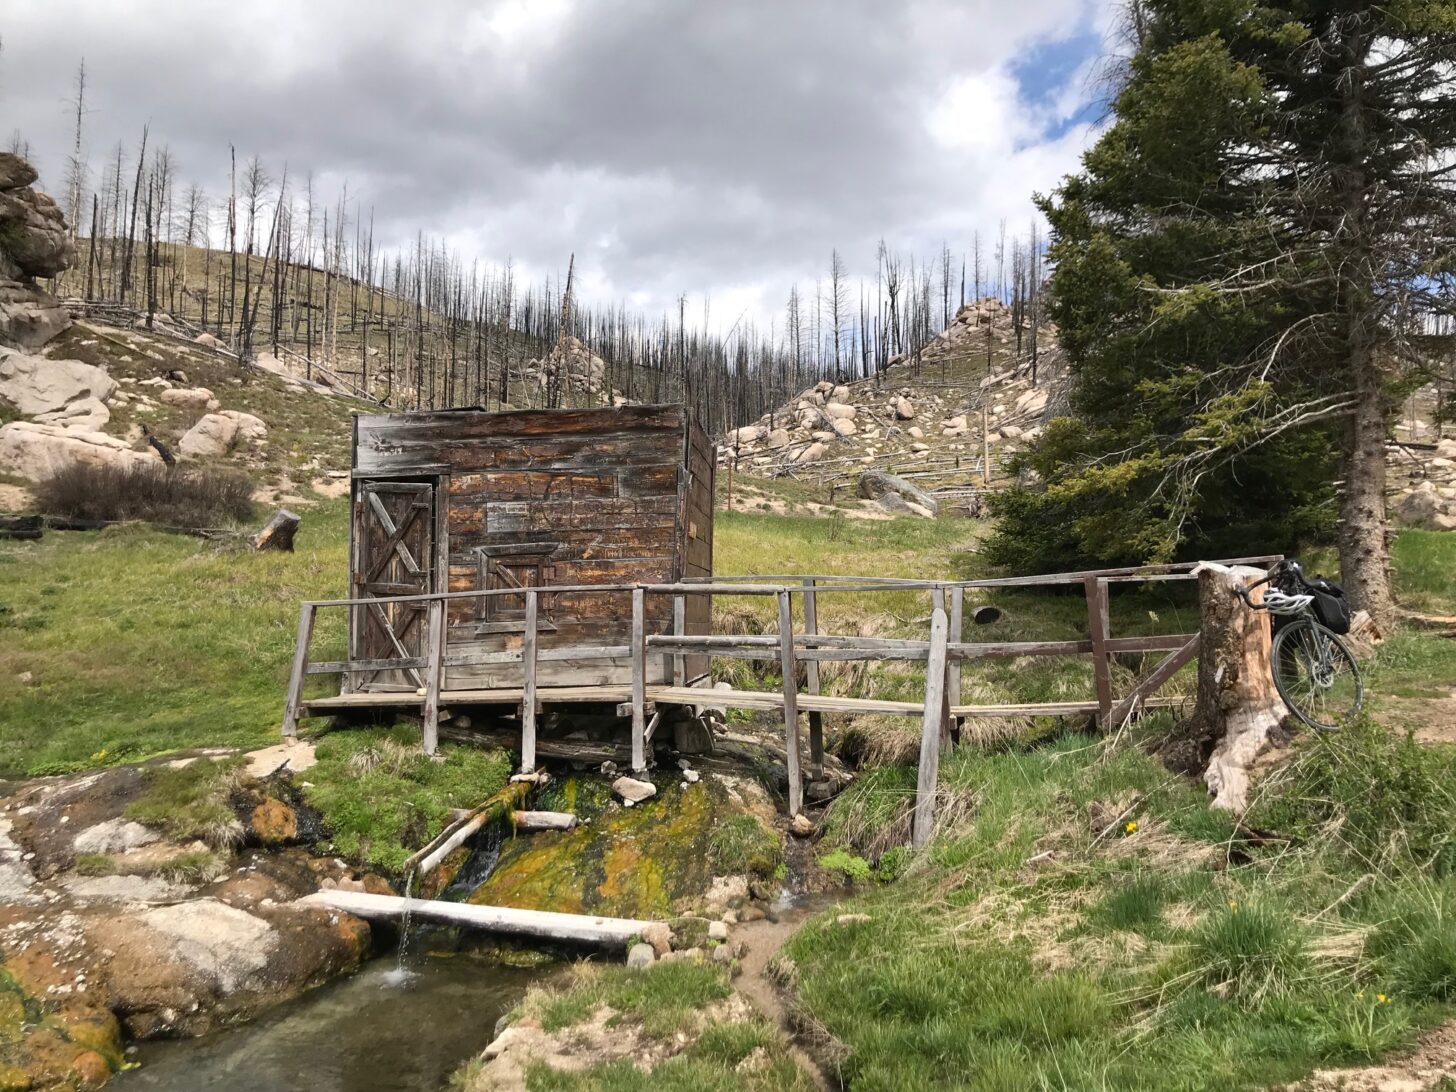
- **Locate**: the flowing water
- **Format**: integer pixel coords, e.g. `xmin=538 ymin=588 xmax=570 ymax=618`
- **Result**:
xmin=120 ymin=952 xmax=541 ymax=1092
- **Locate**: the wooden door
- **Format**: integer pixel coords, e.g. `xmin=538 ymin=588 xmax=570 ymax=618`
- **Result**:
xmin=352 ymin=479 xmax=436 ymax=691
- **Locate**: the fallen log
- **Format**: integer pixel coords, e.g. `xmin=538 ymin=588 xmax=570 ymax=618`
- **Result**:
xmin=301 ymin=890 xmax=652 ymax=948
xmin=512 ymin=810 xmax=579 ymax=832
xmin=402 ymin=783 xmax=528 ymax=877
xmin=252 ymin=508 xmax=301 ymax=552
xmin=0 ymin=515 xmax=43 ymax=540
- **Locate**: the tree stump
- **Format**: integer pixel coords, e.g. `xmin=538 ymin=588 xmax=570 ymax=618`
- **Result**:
xmin=251 ymin=508 xmax=300 ymax=552
xmin=1183 ymin=562 xmax=1286 ymax=812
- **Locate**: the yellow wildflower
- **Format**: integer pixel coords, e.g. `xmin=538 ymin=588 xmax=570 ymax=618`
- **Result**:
xmin=1124 ymin=820 xmax=1139 ymax=834
xmin=1377 ymin=994 xmax=1389 ymax=1004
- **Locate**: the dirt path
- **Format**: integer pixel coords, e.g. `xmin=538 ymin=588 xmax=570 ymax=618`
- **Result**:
xmin=733 ymin=899 xmax=839 ymax=1091
xmin=1289 ymin=1020 xmax=1456 ymax=1090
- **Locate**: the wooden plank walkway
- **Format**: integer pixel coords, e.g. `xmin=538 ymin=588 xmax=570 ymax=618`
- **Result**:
xmin=303 ymin=683 xmax=1191 ymax=719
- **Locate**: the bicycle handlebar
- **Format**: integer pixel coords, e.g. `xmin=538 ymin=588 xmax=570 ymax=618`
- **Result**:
xmin=1233 ymin=558 xmax=1303 ymax=609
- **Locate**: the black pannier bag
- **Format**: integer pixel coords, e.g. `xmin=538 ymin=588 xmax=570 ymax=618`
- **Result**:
xmin=1307 ymin=577 xmax=1352 ymax=634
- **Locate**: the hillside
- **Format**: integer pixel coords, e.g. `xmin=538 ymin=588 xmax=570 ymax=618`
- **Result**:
xmin=719 ymin=298 xmax=1062 ymax=518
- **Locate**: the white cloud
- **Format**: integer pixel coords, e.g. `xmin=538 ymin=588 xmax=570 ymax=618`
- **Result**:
xmin=1 ymin=0 xmax=1116 ymax=332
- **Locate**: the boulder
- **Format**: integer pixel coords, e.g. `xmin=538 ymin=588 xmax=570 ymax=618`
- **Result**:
xmin=179 ymin=414 xmax=238 ymax=457
xmin=893 ymin=396 xmax=916 ymax=420
xmin=830 ymin=417 xmax=857 ymax=438
xmin=1015 ymin=387 xmax=1049 ymax=414
xmin=1437 ymin=438 xmax=1456 ymax=460
xmin=0 ymin=153 xmax=38 ymax=190
xmin=1395 ymin=483 xmax=1454 ymax=531
xmin=907 ymin=426 xmax=924 ymax=440
xmin=626 ymin=942 xmax=656 ymax=969
xmin=0 ymin=420 xmax=155 ymax=480
xmin=159 ymin=386 xmax=218 ymax=411
xmin=796 ymin=441 xmax=828 ymax=464
xmin=797 ymin=408 xmax=822 ymax=430
xmin=0 ymin=280 xmax=70 ymax=350
xmin=0 ymin=347 xmax=115 ymax=416
xmin=179 ymin=410 xmax=267 ymax=457
xmin=35 ymin=396 xmax=109 ymax=432
xmin=856 ymin=470 xmax=940 ymax=515
xmin=823 ymin=402 xmax=856 ymax=421
xmin=193 ymin=332 xmax=224 ymax=349
xmin=641 ymin=921 xmax=673 ymax=957
xmin=0 ymin=184 xmax=76 ymax=280
xmin=999 ymin=425 xmax=1024 ymax=440
xmin=831 ymin=385 xmax=850 ymax=402
xmin=765 ymin=428 xmax=791 ymax=450
xmin=878 ymin=492 xmax=927 ymax=517
xmin=728 ymin=425 xmax=764 ymax=446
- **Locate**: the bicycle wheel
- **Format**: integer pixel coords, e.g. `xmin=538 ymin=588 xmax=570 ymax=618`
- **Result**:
xmin=1270 ymin=619 xmax=1363 ymax=730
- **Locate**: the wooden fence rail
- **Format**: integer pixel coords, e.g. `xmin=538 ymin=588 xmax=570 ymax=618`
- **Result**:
xmin=281 ymin=557 xmax=1280 ymax=838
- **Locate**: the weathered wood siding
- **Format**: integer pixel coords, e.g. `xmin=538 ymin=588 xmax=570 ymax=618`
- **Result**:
xmin=351 ymin=404 xmax=711 ymax=689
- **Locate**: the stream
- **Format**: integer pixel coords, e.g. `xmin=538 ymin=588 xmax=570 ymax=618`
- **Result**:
xmin=119 ymin=948 xmax=542 ymax=1092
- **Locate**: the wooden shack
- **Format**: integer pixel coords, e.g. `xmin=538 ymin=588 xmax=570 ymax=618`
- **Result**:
xmin=346 ymin=403 xmax=713 ymax=693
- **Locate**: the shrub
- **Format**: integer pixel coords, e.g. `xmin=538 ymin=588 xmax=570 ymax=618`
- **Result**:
xmin=1250 ymin=718 xmax=1456 ymax=874
xmin=33 ymin=461 xmax=256 ymax=528
xmin=1190 ymin=902 xmax=1310 ymax=1002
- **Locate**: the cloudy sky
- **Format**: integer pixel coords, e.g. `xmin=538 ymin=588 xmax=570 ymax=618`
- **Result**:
xmin=2 ymin=0 xmax=1115 ymax=331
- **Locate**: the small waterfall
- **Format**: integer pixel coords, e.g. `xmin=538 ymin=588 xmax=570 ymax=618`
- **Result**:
xmin=381 ymin=870 xmax=418 ymax=988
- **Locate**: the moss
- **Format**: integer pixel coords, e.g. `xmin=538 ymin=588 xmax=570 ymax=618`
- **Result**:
xmin=470 ymin=778 xmax=724 ymax=919
xmin=708 ymin=815 xmax=783 ymax=879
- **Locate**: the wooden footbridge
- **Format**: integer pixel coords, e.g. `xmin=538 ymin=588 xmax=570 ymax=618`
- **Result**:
xmin=282 ymin=555 xmax=1280 ymax=847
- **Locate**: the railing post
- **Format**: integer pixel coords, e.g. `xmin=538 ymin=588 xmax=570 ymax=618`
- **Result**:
xmin=631 ymin=587 xmax=647 ymax=772
xmin=281 ymin=603 xmax=317 ymax=739
xmin=912 ymin=603 xmax=950 ymax=848
xmin=421 ymin=598 xmax=445 ymax=756
xmin=778 ymin=589 xmax=803 ymax=816
xmin=801 ymin=578 xmax=824 ymax=780
xmin=670 ymin=593 xmax=686 ymax=686
xmin=520 ymin=589 xmax=538 ymax=773
xmin=1085 ymin=575 xmax=1113 ymax=728
xmin=947 ymin=585 xmax=963 ymax=750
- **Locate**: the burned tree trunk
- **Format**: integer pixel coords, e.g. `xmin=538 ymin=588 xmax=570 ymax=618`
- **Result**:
xmin=251 ymin=509 xmax=300 ymax=552
xmin=1181 ymin=562 xmax=1286 ymax=812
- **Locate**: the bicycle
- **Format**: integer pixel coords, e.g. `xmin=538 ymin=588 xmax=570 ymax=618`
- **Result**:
xmin=1236 ymin=559 xmax=1364 ymax=731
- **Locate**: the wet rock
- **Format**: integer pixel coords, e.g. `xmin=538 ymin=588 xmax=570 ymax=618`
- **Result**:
xmin=789 ymin=814 xmax=815 ymax=838
xmin=611 ymin=776 xmax=657 ymax=805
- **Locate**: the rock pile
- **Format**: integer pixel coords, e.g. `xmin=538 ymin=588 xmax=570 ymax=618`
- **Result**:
xmin=517 ymin=334 xmax=619 ymax=404
xmin=0 ymin=153 xmax=75 ymax=350
xmin=716 ymin=299 xmax=1057 ymax=512
xmin=1392 ymin=437 xmax=1456 ymax=531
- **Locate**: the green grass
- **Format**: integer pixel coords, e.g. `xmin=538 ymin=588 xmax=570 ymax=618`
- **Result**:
xmin=302 ymin=726 xmax=513 ymax=874
xmin=0 ymin=502 xmax=352 ymax=776
xmin=124 ymin=756 xmax=246 ymax=847
xmin=529 ymin=961 xmax=731 ymax=1040
xmin=489 ymin=963 xmax=816 ymax=1092
xmin=707 ymin=815 xmax=783 ymax=879
xmin=785 ymin=718 xmax=1456 ymax=1091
